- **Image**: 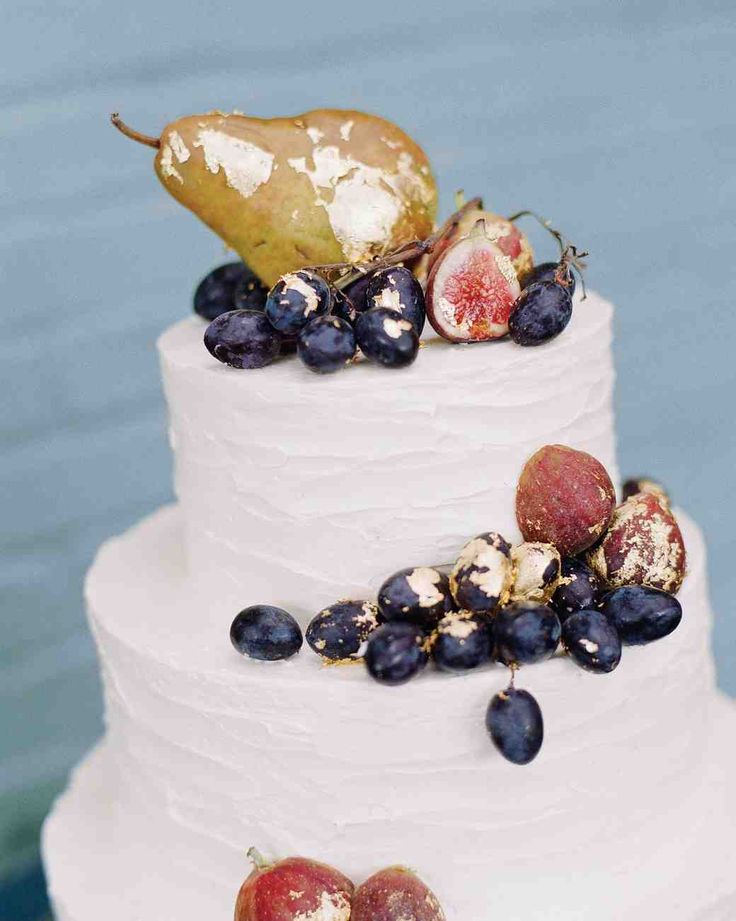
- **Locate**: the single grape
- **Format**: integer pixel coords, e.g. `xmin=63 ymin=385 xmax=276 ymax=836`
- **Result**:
xmin=509 ymin=281 xmax=573 ymax=346
xmin=204 ymin=309 xmax=281 ymax=369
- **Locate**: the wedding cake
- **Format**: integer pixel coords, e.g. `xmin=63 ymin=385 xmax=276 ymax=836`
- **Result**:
xmin=43 ymin=108 xmax=735 ymax=921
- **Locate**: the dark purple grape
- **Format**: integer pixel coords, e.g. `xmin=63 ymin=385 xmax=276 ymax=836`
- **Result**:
xmin=378 ymin=567 xmax=453 ymax=631
xmin=204 ymin=309 xmax=281 ymax=369
xmin=230 ymin=605 xmax=303 ymax=661
xmin=365 ymin=266 xmax=425 ymax=335
xmin=193 ymin=262 xmax=249 ymax=320
xmin=297 ymin=316 xmax=356 ymax=374
xmin=355 ymin=307 xmax=419 ymax=368
xmin=562 ymin=609 xmax=622 ymax=673
xmin=486 ymin=686 xmax=543 ymax=765
xmin=305 ymin=601 xmax=382 ymax=661
xmin=232 ymin=269 xmax=268 ymax=312
xmin=599 ymin=585 xmax=682 ymax=646
xmin=494 ymin=602 xmax=561 ymax=665
xmin=551 ymin=558 xmax=601 ymax=621
xmin=509 ymin=281 xmax=573 ymax=346
xmin=364 ymin=622 xmax=428 ymax=685
xmin=432 ymin=612 xmax=493 ymax=673
xmin=265 ymin=270 xmax=331 ymax=334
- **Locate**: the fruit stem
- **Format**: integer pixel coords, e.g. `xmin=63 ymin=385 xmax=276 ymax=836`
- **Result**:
xmin=246 ymin=847 xmax=269 ymax=870
xmin=507 ymin=209 xmax=589 ymax=300
xmin=110 ymin=113 xmax=160 ymax=149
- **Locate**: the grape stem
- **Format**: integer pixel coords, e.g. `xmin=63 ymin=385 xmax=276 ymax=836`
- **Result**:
xmin=110 ymin=113 xmax=161 ymax=149
xmin=507 ymin=209 xmax=589 ymax=299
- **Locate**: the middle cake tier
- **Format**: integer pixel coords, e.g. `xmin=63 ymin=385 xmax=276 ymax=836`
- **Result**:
xmin=159 ymin=292 xmax=616 ymax=617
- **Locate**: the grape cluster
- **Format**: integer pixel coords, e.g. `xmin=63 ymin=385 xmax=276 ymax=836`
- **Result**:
xmin=229 ymin=474 xmax=684 ymax=768
xmin=197 ymin=261 xmax=425 ymax=374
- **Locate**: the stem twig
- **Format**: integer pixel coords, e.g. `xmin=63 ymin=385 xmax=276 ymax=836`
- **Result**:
xmin=110 ymin=113 xmax=160 ymax=149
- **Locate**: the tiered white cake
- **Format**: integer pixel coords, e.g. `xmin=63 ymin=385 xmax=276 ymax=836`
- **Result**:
xmin=43 ymin=294 xmax=736 ymax=920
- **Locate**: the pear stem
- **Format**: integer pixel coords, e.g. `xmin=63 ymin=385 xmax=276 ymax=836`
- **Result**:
xmin=110 ymin=113 xmax=160 ymax=149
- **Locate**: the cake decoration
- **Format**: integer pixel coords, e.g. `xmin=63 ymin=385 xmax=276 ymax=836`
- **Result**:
xmin=494 ymin=601 xmax=562 ymax=666
xmin=225 ymin=446 xmax=687 ymax=768
xmin=297 ymin=316 xmax=357 ymax=374
xmin=508 ymin=278 xmax=574 ymax=346
xmin=111 ymin=109 xmax=438 ymax=287
xmin=599 ymin=585 xmax=683 ymax=645
xmin=193 ymin=261 xmax=268 ymax=321
xmin=424 ymin=221 xmax=522 ymax=342
xmin=234 ymin=849 xmax=354 ymax=921
xmin=229 ymin=604 xmax=303 ymax=661
xmin=485 ymin=683 xmax=544 ymax=766
xmin=551 ymin=557 xmax=601 ymax=619
xmin=351 ymin=866 xmax=446 ymax=921
xmin=420 ymin=199 xmax=535 ymax=281
xmin=431 ymin=611 xmax=494 ymax=673
xmin=561 ymin=609 xmax=623 ymax=673
xmin=354 ymin=306 xmax=420 ymax=368
xmin=377 ymin=566 xmax=453 ymax=629
xmin=449 ymin=531 xmax=514 ymax=614
xmin=305 ymin=601 xmax=382 ymax=662
xmin=509 ymin=541 xmax=562 ymax=603
xmin=516 ymin=444 xmax=617 ymax=555
xmin=364 ymin=621 xmax=429 ymax=685
xmin=587 ymin=490 xmax=686 ymax=593
xmin=264 ymin=269 xmax=333 ymax=334
xmin=364 ymin=265 xmax=426 ymax=334
xmin=204 ymin=309 xmax=282 ymax=369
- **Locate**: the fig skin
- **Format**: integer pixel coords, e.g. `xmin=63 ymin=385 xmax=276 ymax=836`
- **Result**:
xmin=234 ymin=854 xmax=354 ymax=921
xmin=516 ymin=444 xmax=616 ymax=557
xmin=587 ymin=492 xmax=686 ymax=593
xmin=352 ymin=866 xmax=446 ymax=921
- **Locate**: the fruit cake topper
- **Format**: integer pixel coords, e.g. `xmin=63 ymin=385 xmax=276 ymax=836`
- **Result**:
xmin=229 ymin=446 xmax=686 ymax=769
xmin=111 ymin=109 xmax=438 ymax=286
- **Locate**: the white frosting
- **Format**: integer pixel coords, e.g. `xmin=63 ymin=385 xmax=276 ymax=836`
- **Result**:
xmin=43 ymin=506 xmax=736 ymax=920
xmin=159 ymin=291 xmax=618 ymax=623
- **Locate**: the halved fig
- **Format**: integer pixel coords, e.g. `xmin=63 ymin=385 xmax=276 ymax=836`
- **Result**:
xmin=434 ymin=207 xmax=533 ymax=277
xmin=426 ymin=227 xmax=521 ymax=342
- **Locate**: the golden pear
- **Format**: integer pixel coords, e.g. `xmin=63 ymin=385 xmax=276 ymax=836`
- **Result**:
xmin=112 ymin=109 xmax=438 ymax=286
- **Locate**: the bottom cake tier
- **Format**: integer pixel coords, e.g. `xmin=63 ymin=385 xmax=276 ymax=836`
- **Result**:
xmin=44 ymin=505 xmax=736 ymax=921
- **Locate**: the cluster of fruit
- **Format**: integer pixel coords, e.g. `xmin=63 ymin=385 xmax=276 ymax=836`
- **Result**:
xmin=235 ymin=850 xmax=444 ymax=921
xmin=196 ymin=200 xmax=586 ymax=375
xmin=229 ymin=445 xmax=686 ymax=767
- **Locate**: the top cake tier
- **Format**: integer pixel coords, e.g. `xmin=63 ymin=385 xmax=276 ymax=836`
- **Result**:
xmin=158 ymin=291 xmax=617 ymax=619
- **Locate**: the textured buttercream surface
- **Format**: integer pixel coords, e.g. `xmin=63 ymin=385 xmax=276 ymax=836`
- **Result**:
xmin=44 ymin=505 xmax=736 ymax=921
xmin=158 ymin=292 xmax=618 ymax=619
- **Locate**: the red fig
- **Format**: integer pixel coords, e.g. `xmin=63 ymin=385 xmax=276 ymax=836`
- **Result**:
xmin=429 ymin=206 xmax=534 ymax=279
xmin=234 ymin=850 xmax=353 ymax=921
xmin=352 ymin=866 xmax=445 ymax=921
xmin=426 ymin=224 xmax=521 ymax=342
xmin=587 ymin=491 xmax=686 ymax=593
xmin=516 ymin=444 xmax=616 ymax=556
